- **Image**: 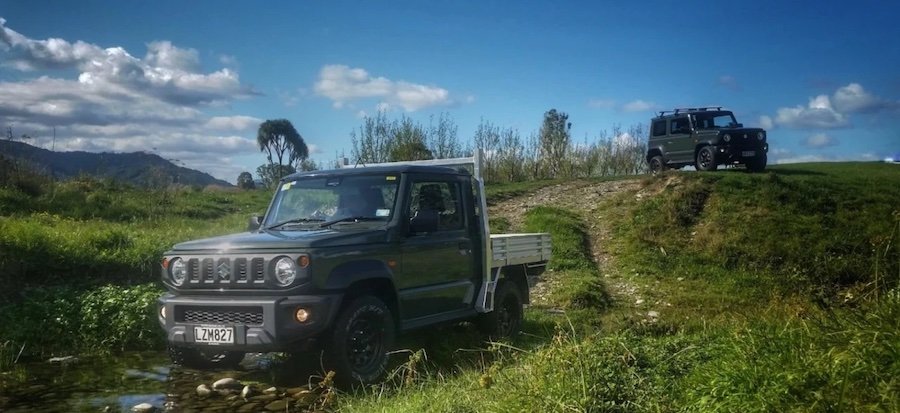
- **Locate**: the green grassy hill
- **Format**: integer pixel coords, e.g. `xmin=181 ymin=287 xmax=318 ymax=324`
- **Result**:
xmin=1 ymin=162 xmax=898 ymax=412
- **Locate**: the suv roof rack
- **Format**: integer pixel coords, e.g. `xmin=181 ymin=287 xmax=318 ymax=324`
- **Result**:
xmin=657 ymin=106 xmax=724 ymax=117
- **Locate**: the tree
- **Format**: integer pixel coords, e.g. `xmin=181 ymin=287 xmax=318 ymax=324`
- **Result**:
xmin=389 ymin=117 xmax=432 ymax=161
xmin=237 ymin=172 xmax=255 ymax=189
xmin=539 ymin=109 xmax=572 ymax=178
xmin=256 ymin=163 xmax=296 ymax=189
xmin=257 ymin=119 xmax=308 ymax=183
xmin=427 ymin=113 xmax=462 ymax=159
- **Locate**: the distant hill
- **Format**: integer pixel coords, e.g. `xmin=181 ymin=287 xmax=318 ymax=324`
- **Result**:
xmin=0 ymin=140 xmax=232 ymax=187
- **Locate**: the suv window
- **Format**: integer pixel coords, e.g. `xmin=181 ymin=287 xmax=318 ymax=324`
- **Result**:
xmin=651 ymin=120 xmax=667 ymax=137
xmin=671 ymin=117 xmax=690 ymax=134
xmin=409 ymin=181 xmax=463 ymax=231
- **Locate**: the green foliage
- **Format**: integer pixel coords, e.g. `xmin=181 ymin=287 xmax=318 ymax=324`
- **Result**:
xmin=539 ymin=108 xmax=572 ymax=178
xmin=257 ymin=118 xmax=308 ymax=167
xmin=0 ymin=283 xmax=164 ymax=357
xmin=237 ymin=171 xmax=255 ymax=189
xmin=682 ymin=291 xmax=900 ymax=412
xmin=256 ymin=163 xmax=296 ymax=188
xmin=351 ymin=112 xmax=451 ymax=164
xmin=620 ymin=163 xmax=900 ymax=297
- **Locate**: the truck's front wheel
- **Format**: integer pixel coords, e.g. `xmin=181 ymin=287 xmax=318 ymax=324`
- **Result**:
xmin=477 ymin=281 xmax=523 ymax=339
xmin=168 ymin=346 xmax=244 ymax=370
xmin=325 ymin=296 xmax=395 ymax=386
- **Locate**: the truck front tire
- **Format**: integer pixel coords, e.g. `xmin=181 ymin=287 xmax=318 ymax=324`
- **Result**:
xmin=168 ymin=346 xmax=244 ymax=370
xmin=695 ymin=146 xmax=718 ymax=171
xmin=325 ymin=296 xmax=395 ymax=386
xmin=746 ymin=154 xmax=767 ymax=173
xmin=648 ymin=155 xmax=666 ymax=175
xmin=477 ymin=281 xmax=523 ymax=339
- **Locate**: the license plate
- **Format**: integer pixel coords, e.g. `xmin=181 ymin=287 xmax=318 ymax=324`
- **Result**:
xmin=742 ymin=151 xmax=756 ymax=157
xmin=194 ymin=326 xmax=234 ymax=344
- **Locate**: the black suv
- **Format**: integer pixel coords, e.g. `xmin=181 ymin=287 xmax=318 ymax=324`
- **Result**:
xmin=646 ymin=107 xmax=768 ymax=172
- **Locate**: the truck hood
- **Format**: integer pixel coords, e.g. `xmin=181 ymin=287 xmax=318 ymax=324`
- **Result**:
xmin=170 ymin=227 xmax=388 ymax=252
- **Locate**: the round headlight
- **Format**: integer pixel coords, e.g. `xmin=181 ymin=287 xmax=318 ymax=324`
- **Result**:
xmin=274 ymin=257 xmax=297 ymax=286
xmin=757 ymin=131 xmax=765 ymax=141
xmin=723 ymin=134 xmax=731 ymax=142
xmin=170 ymin=258 xmax=186 ymax=286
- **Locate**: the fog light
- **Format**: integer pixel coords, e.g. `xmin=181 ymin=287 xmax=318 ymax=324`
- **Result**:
xmin=160 ymin=306 xmax=167 ymax=320
xmin=294 ymin=308 xmax=310 ymax=323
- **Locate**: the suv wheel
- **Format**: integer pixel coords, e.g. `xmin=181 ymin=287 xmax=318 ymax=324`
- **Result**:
xmin=648 ymin=155 xmax=667 ymax=174
xmin=477 ymin=281 xmax=523 ymax=339
xmin=325 ymin=296 xmax=395 ymax=386
xmin=168 ymin=346 xmax=244 ymax=370
xmin=746 ymin=154 xmax=767 ymax=173
xmin=695 ymin=146 xmax=718 ymax=171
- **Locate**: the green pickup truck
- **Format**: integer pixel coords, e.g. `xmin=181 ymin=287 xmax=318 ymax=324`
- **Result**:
xmin=157 ymin=156 xmax=551 ymax=385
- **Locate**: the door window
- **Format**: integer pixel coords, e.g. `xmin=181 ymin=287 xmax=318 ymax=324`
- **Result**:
xmin=652 ymin=120 xmax=667 ymax=137
xmin=408 ymin=181 xmax=463 ymax=231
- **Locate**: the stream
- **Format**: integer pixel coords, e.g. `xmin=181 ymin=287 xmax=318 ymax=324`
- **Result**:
xmin=0 ymin=351 xmax=329 ymax=412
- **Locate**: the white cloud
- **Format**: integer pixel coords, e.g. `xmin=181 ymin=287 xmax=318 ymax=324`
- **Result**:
xmin=588 ymin=98 xmax=616 ymax=109
xmin=773 ymin=154 xmax=831 ymax=164
xmin=313 ymin=64 xmax=451 ymax=112
xmin=717 ymin=75 xmax=740 ymax=91
xmin=622 ymin=99 xmax=656 ymax=113
xmin=774 ymin=94 xmax=847 ymax=129
xmin=832 ymin=83 xmax=896 ymax=114
xmin=804 ymin=133 xmax=838 ymax=149
xmin=758 ymin=115 xmax=774 ymax=129
xmin=766 ymin=82 xmax=898 ymax=130
xmin=0 ymin=18 xmax=269 ymax=182
xmin=308 ymin=143 xmax=323 ymax=155
xmin=205 ymin=115 xmax=262 ymax=132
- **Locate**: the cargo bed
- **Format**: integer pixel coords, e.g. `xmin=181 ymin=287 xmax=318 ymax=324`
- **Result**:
xmin=490 ymin=233 xmax=551 ymax=268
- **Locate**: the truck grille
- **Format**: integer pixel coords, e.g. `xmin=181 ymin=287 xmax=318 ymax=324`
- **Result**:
xmin=185 ymin=256 xmax=266 ymax=286
xmin=180 ymin=307 xmax=264 ymax=325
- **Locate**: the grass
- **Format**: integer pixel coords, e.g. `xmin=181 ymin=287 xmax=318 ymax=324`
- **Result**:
xmin=0 ymin=177 xmax=272 ymax=362
xmin=2 ymin=162 xmax=899 ymax=412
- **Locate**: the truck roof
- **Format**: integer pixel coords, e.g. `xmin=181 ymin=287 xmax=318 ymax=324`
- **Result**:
xmin=282 ymin=164 xmax=469 ymax=181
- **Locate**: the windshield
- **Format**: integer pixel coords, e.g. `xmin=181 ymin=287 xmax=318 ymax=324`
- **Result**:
xmin=264 ymin=174 xmax=400 ymax=230
xmin=693 ymin=112 xmax=739 ymax=129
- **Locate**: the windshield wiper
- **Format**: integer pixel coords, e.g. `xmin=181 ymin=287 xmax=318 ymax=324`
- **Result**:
xmin=319 ymin=216 xmax=381 ymax=228
xmin=266 ymin=217 xmax=325 ymax=230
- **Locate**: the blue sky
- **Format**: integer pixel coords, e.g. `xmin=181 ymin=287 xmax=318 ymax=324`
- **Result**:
xmin=2 ymin=0 xmax=899 ymax=182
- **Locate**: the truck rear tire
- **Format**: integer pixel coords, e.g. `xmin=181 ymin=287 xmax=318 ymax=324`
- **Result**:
xmin=325 ymin=296 xmax=395 ymax=386
xmin=477 ymin=281 xmax=523 ymax=339
xmin=168 ymin=346 xmax=244 ymax=370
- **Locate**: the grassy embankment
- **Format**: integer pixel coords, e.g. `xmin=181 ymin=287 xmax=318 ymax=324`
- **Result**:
xmin=339 ymin=162 xmax=899 ymax=412
xmin=0 ymin=177 xmax=271 ymax=364
xmin=2 ymin=162 xmax=898 ymax=412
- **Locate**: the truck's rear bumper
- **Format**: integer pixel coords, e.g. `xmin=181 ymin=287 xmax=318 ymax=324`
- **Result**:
xmin=157 ymin=293 xmax=341 ymax=352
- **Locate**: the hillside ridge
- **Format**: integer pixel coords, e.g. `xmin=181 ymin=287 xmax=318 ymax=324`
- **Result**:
xmin=0 ymin=140 xmax=232 ymax=187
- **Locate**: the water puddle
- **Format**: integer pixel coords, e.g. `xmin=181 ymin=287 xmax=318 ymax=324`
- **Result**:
xmin=0 ymin=352 xmax=328 ymax=412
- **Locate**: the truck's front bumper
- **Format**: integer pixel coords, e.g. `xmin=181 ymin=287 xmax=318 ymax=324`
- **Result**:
xmin=157 ymin=293 xmax=341 ymax=352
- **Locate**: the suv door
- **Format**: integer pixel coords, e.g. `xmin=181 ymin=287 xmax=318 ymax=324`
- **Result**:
xmin=667 ymin=115 xmax=695 ymax=163
xmin=397 ymin=176 xmax=477 ymax=321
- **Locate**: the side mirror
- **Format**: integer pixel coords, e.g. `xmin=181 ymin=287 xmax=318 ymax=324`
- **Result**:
xmin=409 ymin=209 xmax=439 ymax=234
xmin=247 ymin=215 xmax=262 ymax=232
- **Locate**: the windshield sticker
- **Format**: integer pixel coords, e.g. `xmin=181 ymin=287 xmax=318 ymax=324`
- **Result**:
xmin=386 ymin=176 xmax=397 ymax=181
xmin=375 ymin=209 xmax=391 ymax=217
xmin=280 ymin=182 xmax=293 ymax=191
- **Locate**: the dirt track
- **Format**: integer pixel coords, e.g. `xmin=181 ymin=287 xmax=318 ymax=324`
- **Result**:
xmin=488 ymin=178 xmax=647 ymax=310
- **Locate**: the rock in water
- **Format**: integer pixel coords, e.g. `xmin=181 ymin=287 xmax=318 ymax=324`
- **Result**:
xmin=212 ymin=378 xmax=241 ymax=390
xmin=241 ymin=385 xmax=253 ymax=399
xmin=262 ymin=387 xmax=278 ymax=394
xmin=264 ymin=399 xmax=290 ymax=411
xmin=131 ymin=403 xmax=155 ymax=413
xmin=196 ymin=384 xmax=212 ymax=397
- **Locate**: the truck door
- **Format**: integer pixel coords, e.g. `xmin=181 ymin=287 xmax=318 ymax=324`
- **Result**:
xmin=668 ymin=116 xmax=695 ymax=163
xmin=397 ymin=176 xmax=477 ymax=320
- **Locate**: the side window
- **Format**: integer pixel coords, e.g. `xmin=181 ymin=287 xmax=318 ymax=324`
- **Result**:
xmin=409 ymin=181 xmax=463 ymax=231
xmin=652 ymin=120 xmax=667 ymax=137
xmin=671 ymin=117 xmax=689 ymax=134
